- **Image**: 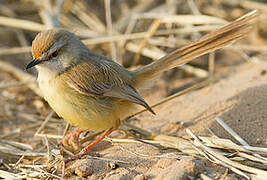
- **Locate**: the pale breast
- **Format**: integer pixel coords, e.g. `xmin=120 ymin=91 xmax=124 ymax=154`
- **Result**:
xmin=36 ymin=66 xmax=124 ymax=131
xmin=36 ymin=66 xmax=71 ymax=121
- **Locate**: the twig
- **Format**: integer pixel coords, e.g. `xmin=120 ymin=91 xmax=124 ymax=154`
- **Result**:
xmin=0 ymin=81 xmax=34 ymax=89
xmin=0 ymin=46 xmax=31 ymax=55
xmin=227 ymin=45 xmax=267 ymax=52
xmin=61 ymin=159 xmax=65 ymax=180
xmin=71 ymin=1 xmax=106 ymax=32
xmin=44 ymin=135 xmax=51 ymax=160
xmin=14 ymin=155 xmax=25 ymax=168
xmin=187 ymin=129 xmax=267 ymax=179
xmin=215 ymin=117 xmax=249 ymax=146
xmin=0 ymin=61 xmax=41 ymax=97
xmin=127 ymin=79 xmax=214 ymax=118
xmin=0 ymin=5 xmax=30 ymax=59
xmin=33 ymin=134 xmax=62 ymax=139
xmin=135 ymin=13 xmax=227 ymax=25
xmin=35 ymin=0 xmax=63 ymax=28
xmin=35 ymin=111 xmax=55 ymax=137
xmin=0 ymin=128 xmax=20 ymax=138
xmin=33 ymin=166 xmax=61 ymax=179
xmin=241 ymin=146 xmax=267 ymax=154
xmin=132 ymin=19 xmax=162 ymax=65
xmin=238 ymin=0 xmax=267 ymax=12
xmin=208 ymin=52 xmax=215 ymax=77
xmin=126 ymin=42 xmax=208 ymax=78
xmin=0 ymin=16 xmax=46 ymax=31
xmin=62 ymin=123 xmax=70 ymax=140
xmin=105 ymin=0 xmax=117 ymax=61
xmin=0 ymin=170 xmax=24 ymax=179
xmin=114 ymin=0 xmax=154 ymax=31
xmin=80 ymin=131 xmax=103 ymax=144
xmin=0 ymin=140 xmax=32 ymax=151
xmin=0 ymin=145 xmax=46 ymax=156
xmin=0 ymin=25 xmax=222 ymax=56
xmin=9 ymin=164 xmax=49 ymax=168
xmin=187 ymin=0 xmax=201 ymax=15
xmin=237 ymin=152 xmax=267 ymax=164
xmin=188 ymin=131 xmax=251 ymax=179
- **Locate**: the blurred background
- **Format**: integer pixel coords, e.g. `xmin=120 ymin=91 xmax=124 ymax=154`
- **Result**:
xmin=0 ymin=0 xmax=266 ymax=179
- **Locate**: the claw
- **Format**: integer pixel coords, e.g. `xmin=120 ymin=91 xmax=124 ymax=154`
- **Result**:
xmin=64 ymin=127 xmax=113 ymax=163
xmin=60 ymin=128 xmax=84 ymax=153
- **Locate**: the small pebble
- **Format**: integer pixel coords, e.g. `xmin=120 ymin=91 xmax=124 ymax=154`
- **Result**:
xmin=33 ymin=99 xmax=45 ymax=110
xmin=259 ymin=70 xmax=266 ymax=76
xmin=75 ymin=164 xmax=92 ymax=178
xmin=134 ymin=174 xmax=146 ymax=180
xmin=256 ymin=138 xmax=262 ymax=144
xmin=108 ymin=162 xmax=118 ymax=170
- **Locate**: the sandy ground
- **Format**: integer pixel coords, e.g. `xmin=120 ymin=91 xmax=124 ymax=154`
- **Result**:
xmin=0 ymin=58 xmax=267 ymax=179
xmin=142 ymin=60 xmax=267 ymax=147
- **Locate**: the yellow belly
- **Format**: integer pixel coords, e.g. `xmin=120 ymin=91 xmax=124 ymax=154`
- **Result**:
xmin=36 ymin=66 xmax=133 ymax=131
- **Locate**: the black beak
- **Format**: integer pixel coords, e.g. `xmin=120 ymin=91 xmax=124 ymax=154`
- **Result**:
xmin=26 ymin=58 xmax=41 ymax=70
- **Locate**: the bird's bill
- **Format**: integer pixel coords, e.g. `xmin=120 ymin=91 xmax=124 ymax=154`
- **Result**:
xmin=26 ymin=58 xmax=41 ymax=69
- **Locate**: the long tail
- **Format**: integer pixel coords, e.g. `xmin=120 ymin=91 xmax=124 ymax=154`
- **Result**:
xmin=133 ymin=10 xmax=259 ymax=86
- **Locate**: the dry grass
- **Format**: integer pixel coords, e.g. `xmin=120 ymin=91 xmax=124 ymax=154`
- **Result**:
xmin=0 ymin=0 xmax=266 ymax=179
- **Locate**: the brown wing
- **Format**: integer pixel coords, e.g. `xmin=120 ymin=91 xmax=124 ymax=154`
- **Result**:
xmin=63 ymin=60 xmax=155 ymax=115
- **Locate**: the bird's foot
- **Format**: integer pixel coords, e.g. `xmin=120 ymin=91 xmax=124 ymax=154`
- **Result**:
xmin=60 ymin=128 xmax=84 ymax=153
xmin=64 ymin=127 xmax=113 ymax=163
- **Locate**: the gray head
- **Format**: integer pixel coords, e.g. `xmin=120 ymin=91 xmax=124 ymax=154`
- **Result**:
xmin=26 ymin=29 xmax=87 ymax=73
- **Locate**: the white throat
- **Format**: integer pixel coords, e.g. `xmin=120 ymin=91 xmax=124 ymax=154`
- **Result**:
xmin=36 ymin=65 xmax=58 ymax=83
xmin=35 ymin=65 xmax=59 ymax=101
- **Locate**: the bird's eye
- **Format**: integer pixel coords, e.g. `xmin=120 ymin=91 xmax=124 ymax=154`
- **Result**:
xmin=51 ymin=51 xmax=58 ymax=58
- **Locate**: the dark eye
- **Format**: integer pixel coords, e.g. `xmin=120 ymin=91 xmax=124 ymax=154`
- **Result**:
xmin=51 ymin=51 xmax=58 ymax=58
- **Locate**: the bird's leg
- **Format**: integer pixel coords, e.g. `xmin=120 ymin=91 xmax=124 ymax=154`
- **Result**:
xmin=65 ymin=127 xmax=113 ymax=163
xmin=61 ymin=128 xmax=85 ymax=153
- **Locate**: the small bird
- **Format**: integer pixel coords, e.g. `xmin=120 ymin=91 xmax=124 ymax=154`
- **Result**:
xmin=26 ymin=11 xmax=258 ymax=161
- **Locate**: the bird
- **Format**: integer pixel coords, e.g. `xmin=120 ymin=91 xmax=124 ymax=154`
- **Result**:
xmin=26 ymin=10 xmax=258 ymax=161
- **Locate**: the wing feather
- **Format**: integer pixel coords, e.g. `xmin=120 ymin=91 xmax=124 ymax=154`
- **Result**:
xmin=63 ymin=60 xmax=155 ymax=115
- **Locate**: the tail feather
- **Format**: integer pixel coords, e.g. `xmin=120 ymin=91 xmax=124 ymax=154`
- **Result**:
xmin=133 ymin=10 xmax=259 ymax=86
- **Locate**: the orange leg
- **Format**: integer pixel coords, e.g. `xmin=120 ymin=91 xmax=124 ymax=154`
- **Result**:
xmin=68 ymin=128 xmax=84 ymax=141
xmin=65 ymin=127 xmax=113 ymax=163
xmin=61 ymin=128 xmax=84 ymax=148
